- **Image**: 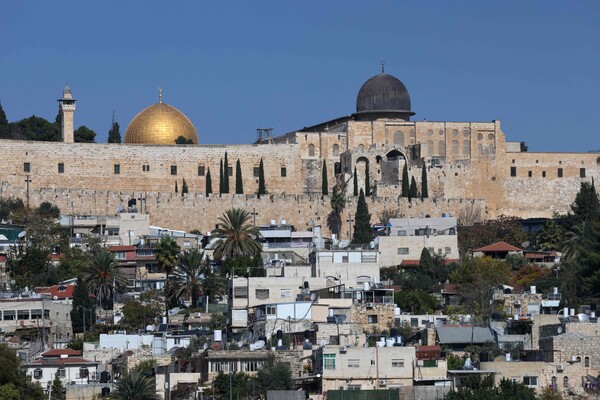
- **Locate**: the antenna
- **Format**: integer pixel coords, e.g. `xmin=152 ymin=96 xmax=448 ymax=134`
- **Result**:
xmin=256 ymin=128 xmax=273 ymax=142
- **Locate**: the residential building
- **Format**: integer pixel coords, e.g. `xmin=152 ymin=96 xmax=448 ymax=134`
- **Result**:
xmin=26 ymin=349 xmax=99 ymax=390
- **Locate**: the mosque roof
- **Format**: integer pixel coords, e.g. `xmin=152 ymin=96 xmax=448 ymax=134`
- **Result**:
xmin=355 ymin=73 xmax=414 ymax=118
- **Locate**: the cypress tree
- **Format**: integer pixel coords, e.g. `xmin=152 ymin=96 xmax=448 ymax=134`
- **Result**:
xmin=421 ymin=166 xmax=429 ymax=199
xmin=322 ymin=159 xmax=329 ymax=196
xmin=206 ymin=167 xmax=213 ymax=195
xmin=352 ymin=189 xmax=374 ymax=244
xmin=182 ymin=178 xmax=188 ymax=195
xmin=401 ymin=163 xmax=409 ymax=197
xmin=107 ymin=113 xmax=121 ymax=143
xmin=71 ymin=277 xmax=96 ymax=334
xmin=219 ymin=159 xmax=224 ymax=194
xmin=235 ymin=159 xmax=243 ymax=194
xmin=51 ymin=374 xmax=66 ymax=400
xmin=409 ymin=176 xmax=418 ymax=200
xmin=0 ymin=101 xmax=9 ymax=138
xmin=258 ymin=158 xmax=266 ymax=197
xmin=223 ymin=152 xmax=230 ymax=194
xmin=353 ymin=166 xmax=358 ymax=196
xmin=365 ymin=163 xmax=371 ymax=196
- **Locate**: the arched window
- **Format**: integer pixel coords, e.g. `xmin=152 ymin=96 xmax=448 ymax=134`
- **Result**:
xmin=375 ymin=156 xmax=382 ymax=164
xmin=452 ymin=129 xmax=459 ymax=138
xmin=478 ymin=143 xmax=483 ymax=155
xmin=585 ymin=356 xmax=590 ymax=368
xmin=393 ymin=131 xmax=405 ymax=147
xmin=308 ymin=144 xmax=315 ymax=157
xmin=563 ymin=376 xmax=569 ymax=388
xmin=463 ymin=140 xmax=470 ymax=156
xmin=332 ymin=144 xmax=340 ymax=157
xmin=438 ymin=141 xmax=446 ymax=156
xmin=452 ymin=140 xmax=459 ymax=156
xmin=427 ymin=140 xmax=434 ymax=155
xmin=577 ymin=356 xmax=582 ymax=363
xmin=357 ymin=144 xmax=365 ymax=151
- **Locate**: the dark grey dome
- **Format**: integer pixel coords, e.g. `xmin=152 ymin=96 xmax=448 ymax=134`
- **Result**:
xmin=356 ymin=73 xmax=414 ymax=118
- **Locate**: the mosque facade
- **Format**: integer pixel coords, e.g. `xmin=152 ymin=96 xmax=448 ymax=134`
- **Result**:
xmin=0 ymin=72 xmax=597 ymax=236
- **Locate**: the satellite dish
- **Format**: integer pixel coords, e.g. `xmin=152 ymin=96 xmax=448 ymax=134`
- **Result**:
xmin=237 ymin=341 xmax=244 ymax=348
xmin=310 ymin=293 xmax=316 ymax=301
xmin=557 ymin=326 xmax=563 ymax=334
xmin=250 ymin=340 xmax=265 ymax=351
xmin=18 ymin=231 xmax=27 ymax=238
xmin=521 ymin=241 xmax=530 ymax=248
xmin=146 ymin=325 xmax=155 ymax=332
xmin=334 ymin=315 xmax=347 ymax=324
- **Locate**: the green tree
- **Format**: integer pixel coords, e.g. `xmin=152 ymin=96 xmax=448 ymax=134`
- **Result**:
xmin=575 ymin=219 xmax=600 ymax=296
xmin=121 ymin=299 xmax=162 ymax=330
xmin=71 ymin=277 xmax=96 ymax=334
xmin=365 ymin=162 xmax=371 ymax=196
xmin=37 ymin=201 xmax=60 ymax=219
xmin=208 ymin=313 xmax=227 ymax=331
xmin=569 ymin=179 xmax=599 ymax=227
xmin=421 ymin=166 xmax=428 ymax=198
xmin=154 ymin=236 xmax=181 ymax=321
xmin=322 ymin=159 xmax=328 ymax=196
xmin=8 ymin=246 xmax=60 ymax=289
xmin=353 ymin=166 xmax=358 ymax=196
xmin=0 ymin=344 xmax=45 ymax=400
xmin=84 ymin=250 xmax=126 ymax=311
xmin=74 ymin=125 xmax=96 ymax=143
xmin=111 ymin=368 xmax=159 ymax=400
xmin=169 ymin=249 xmax=206 ymax=308
xmin=219 ymin=158 xmax=224 ymax=194
xmin=520 ymin=141 xmax=528 ymax=152
xmin=12 ymin=115 xmax=59 ymax=141
xmin=254 ymin=353 xmax=293 ymax=396
xmin=458 ymin=215 xmax=528 ymax=256
xmin=182 ymin=178 xmax=188 ymax=195
xmin=258 ymin=158 xmax=266 ymax=197
xmin=212 ymin=208 xmax=261 ymax=261
xmin=0 ymin=383 xmax=20 ymax=400
xmin=535 ymin=220 xmax=565 ymax=251
xmin=352 ymin=189 xmax=373 ymax=244
xmin=175 ymin=135 xmax=193 ymax=144
xmin=0 ymin=102 xmax=9 ymax=138
xmin=206 ymin=167 xmax=213 ymax=195
xmin=235 ymin=159 xmax=243 ymax=194
xmin=409 ymin=176 xmax=418 ymax=199
xmin=401 ymin=163 xmax=409 ymax=197
xmin=394 ymin=289 xmax=440 ymax=314
xmin=213 ymin=371 xmax=250 ymax=400
xmin=451 ymin=257 xmax=511 ymax=318
xmin=107 ymin=116 xmax=121 ymax=143
xmin=50 ymin=374 xmax=66 ymax=400
xmin=327 ymin=188 xmax=346 ymax=237
xmin=223 ymin=152 xmax=230 ymax=194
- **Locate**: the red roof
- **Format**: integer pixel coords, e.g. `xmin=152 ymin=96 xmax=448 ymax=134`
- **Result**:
xmin=29 ymin=357 xmax=97 ymax=365
xmin=35 ymin=284 xmax=76 ymax=300
xmin=401 ymin=259 xmax=420 ymax=266
xmin=41 ymin=349 xmax=81 ymax=357
xmin=474 ymin=241 xmax=522 ymax=252
xmin=0 ymin=255 xmax=6 ymax=263
xmin=49 ymin=253 xmax=64 ymax=261
xmin=107 ymin=245 xmax=136 ymax=252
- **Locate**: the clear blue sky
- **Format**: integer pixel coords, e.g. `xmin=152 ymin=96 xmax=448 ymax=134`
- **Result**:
xmin=1 ymin=1 xmax=599 ymax=152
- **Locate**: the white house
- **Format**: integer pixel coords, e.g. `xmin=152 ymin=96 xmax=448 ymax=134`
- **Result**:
xmin=26 ymin=349 xmax=99 ymax=390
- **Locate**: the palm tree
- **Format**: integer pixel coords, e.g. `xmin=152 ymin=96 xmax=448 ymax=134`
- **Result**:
xmin=212 ymin=208 xmax=261 ymax=261
xmin=111 ymin=369 xmax=158 ymax=400
xmin=563 ymin=221 xmax=588 ymax=261
xmin=84 ymin=250 xmax=126 ymax=313
xmin=154 ymin=236 xmax=180 ymax=323
xmin=169 ymin=249 xmax=206 ymax=309
xmin=327 ymin=188 xmax=346 ymax=237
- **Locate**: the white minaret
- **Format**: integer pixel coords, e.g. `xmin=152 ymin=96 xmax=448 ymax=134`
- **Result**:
xmin=58 ymin=85 xmax=76 ymax=143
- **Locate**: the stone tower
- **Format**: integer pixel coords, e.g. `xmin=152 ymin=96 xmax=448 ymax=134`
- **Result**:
xmin=58 ymin=85 xmax=76 ymax=143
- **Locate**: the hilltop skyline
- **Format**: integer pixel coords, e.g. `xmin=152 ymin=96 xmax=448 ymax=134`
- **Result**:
xmin=1 ymin=1 xmax=600 ymax=151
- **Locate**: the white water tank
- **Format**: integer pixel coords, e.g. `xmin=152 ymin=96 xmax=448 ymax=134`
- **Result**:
xmin=394 ymin=307 xmax=401 ymax=316
xmin=214 ymin=330 xmax=222 ymax=342
xmin=530 ymin=286 xmax=536 ymax=294
xmin=505 ymin=353 xmax=511 ymax=362
xmin=385 ymin=338 xmax=395 ymax=347
xmin=363 ymin=282 xmax=371 ymax=291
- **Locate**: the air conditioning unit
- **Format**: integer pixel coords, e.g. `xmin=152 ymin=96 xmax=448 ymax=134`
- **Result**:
xmin=339 ymin=346 xmax=347 ymax=353
xmin=379 ymin=379 xmax=387 ymax=386
xmin=366 ymin=303 xmax=374 ymax=308
xmin=557 ymin=364 xmax=564 ymax=372
xmin=514 ymin=300 xmax=521 ymax=305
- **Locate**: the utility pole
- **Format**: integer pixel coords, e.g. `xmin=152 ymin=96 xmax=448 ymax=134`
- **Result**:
xmin=346 ymin=212 xmax=354 ymax=241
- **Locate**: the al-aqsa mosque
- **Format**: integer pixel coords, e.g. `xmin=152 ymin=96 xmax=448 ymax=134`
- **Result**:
xmin=0 ymin=70 xmax=598 ymax=235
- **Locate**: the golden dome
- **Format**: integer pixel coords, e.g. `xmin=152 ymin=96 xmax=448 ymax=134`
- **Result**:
xmin=124 ymin=100 xmax=198 ymax=145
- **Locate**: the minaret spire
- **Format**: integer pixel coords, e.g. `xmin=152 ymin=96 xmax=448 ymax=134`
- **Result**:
xmin=159 ymin=87 xmax=163 ymax=103
xmin=381 ymin=60 xmax=385 ymax=74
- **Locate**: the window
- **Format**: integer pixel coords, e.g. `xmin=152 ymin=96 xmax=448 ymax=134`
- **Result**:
xmin=558 ymin=168 xmax=563 ymax=178
xmin=31 ymin=309 xmax=42 ymax=320
xmin=347 ymin=385 xmax=361 ymax=391
xmin=3 ymin=310 xmax=15 ymax=321
xmin=228 ymin=166 xmax=233 ymax=176
xmin=58 ymin=163 xmax=64 ymax=173
xmin=542 ymin=171 xmax=546 ymax=177
xmin=198 ymin=165 xmax=205 ymax=176
xmin=280 ymin=167 xmax=286 ymax=177
xmin=280 ymin=289 xmax=291 ymax=299
xmin=449 ymin=228 xmax=456 ymax=235
xmin=410 ymin=317 xmax=418 ymax=327
xmin=255 ymin=289 xmax=269 ymax=300
xmin=308 ymin=144 xmax=316 ymax=157
xmin=438 ymin=140 xmax=446 ymax=156
xmin=423 ymin=359 xmax=438 ymax=367
xmin=266 ymin=305 xmax=276 ymax=315
xmin=394 ymin=131 xmax=405 ymax=147
xmin=17 ymin=310 xmax=29 ymax=320
xmin=563 ymin=376 xmax=569 ymax=388
xmin=528 ymin=170 xmax=532 ymax=177
xmin=397 ymin=230 xmax=407 ymax=236
xmin=142 ymin=164 xmax=150 ymax=172
xmin=332 ymin=144 xmax=340 ymax=157
xmin=510 ymin=167 xmax=517 ymax=177
xmin=33 ymin=368 xmax=43 ymax=379
xmin=79 ymin=368 xmax=89 ymax=378
xmin=452 ymin=140 xmax=459 ymax=156
xmin=580 ymin=168 xmax=586 ymax=178
xmin=397 ymin=248 xmax=409 ymax=255
xmin=463 ymin=140 xmax=470 ymax=156
xmin=368 ymin=315 xmax=378 ymax=323
xmin=253 ymin=167 xmax=260 ymax=177
xmin=585 ymin=356 xmax=590 ymax=368
xmin=171 ymin=165 xmax=177 ymax=175
xmin=233 ymin=286 xmax=248 ymax=298
xmin=428 ymin=247 xmax=435 ymax=254
xmin=523 ymin=376 xmax=538 ymax=387
xmin=342 ymin=255 xmax=349 ymax=263
xmin=114 ymin=164 xmax=120 ymax=174
xmin=391 ymin=359 xmax=405 ymax=368
xmin=445 ymin=247 xmax=451 ymax=255
xmin=24 ymin=162 xmax=30 ymax=172
xmin=56 ymin=368 xmax=66 ymax=378
xmin=347 ymin=359 xmax=360 ymax=368
xmin=323 ymin=354 xmax=336 ymax=370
